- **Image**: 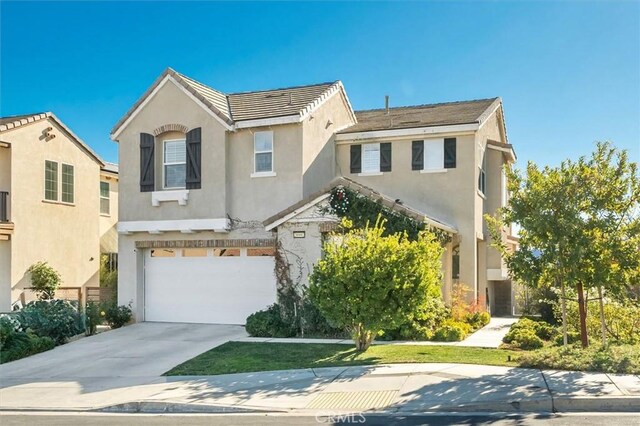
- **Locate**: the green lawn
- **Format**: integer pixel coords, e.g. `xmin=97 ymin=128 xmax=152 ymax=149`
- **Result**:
xmin=165 ymin=342 xmax=519 ymax=376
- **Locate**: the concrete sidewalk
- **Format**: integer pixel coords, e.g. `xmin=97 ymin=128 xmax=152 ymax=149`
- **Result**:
xmin=235 ymin=317 xmax=518 ymax=349
xmin=1 ymin=363 xmax=638 ymax=414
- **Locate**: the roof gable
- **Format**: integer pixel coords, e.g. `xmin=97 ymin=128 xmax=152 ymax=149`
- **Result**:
xmin=110 ymin=68 xmax=356 ymax=138
xmin=264 ymin=177 xmax=457 ymax=234
xmin=0 ymin=112 xmax=104 ymax=166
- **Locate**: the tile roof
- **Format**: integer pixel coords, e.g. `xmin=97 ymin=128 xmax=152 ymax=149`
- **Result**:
xmin=263 ymin=176 xmax=457 ymax=234
xmin=338 ymin=98 xmax=500 ymax=134
xmin=227 ymin=82 xmax=336 ymax=122
xmin=111 ymin=68 xmax=350 ymax=137
xmin=101 ymin=162 xmax=119 ymax=174
xmin=0 ymin=112 xmax=104 ymax=166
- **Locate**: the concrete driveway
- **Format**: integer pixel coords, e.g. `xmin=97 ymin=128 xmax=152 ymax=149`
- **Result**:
xmin=0 ymin=322 xmax=246 ymax=380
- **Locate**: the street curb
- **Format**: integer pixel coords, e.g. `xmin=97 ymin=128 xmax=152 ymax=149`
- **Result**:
xmin=96 ymin=401 xmax=286 ymax=414
xmin=553 ymin=396 xmax=640 ymax=413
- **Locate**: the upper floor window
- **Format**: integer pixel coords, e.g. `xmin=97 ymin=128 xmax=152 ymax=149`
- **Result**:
xmin=478 ymin=146 xmax=486 ymax=194
xmin=412 ymin=138 xmax=456 ymax=172
xmin=100 ymin=181 xmax=110 ymax=215
xmin=44 ymin=160 xmax=58 ymax=201
xmin=362 ymin=143 xmax=381 ymax=173
xmin=44 ymin=161 xmax=74 ymax=203
xmin=164 ymin=139 xmax=186 ymax=189
xmin=61 ymin=164 xmax=74 ymax=203
xmin=254 ymin=131 xmax=273 ymax=173
xmin=349 ymin=142 xmax=391 ymax=174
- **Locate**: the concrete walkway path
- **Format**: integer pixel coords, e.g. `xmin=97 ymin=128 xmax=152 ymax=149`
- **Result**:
xmin=1 ymin=363 xmax=638 ymax=414
xmin=235 ymin=317 xmax=518 ymax=349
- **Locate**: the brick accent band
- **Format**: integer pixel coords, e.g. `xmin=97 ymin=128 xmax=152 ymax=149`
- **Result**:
xmin=318 ymin=222 xmax=339 ymax=233
xmin=153 ymin=123 xmax=189 ymax=136
xmin=135 ymin=238 xmax=276 ymax=249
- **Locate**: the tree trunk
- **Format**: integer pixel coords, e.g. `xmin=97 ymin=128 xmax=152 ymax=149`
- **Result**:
xmin=561 ymin=281 xmax=568 ymax=346
xmin=577 ymin=282 xmax=589 ymax=348
xmin=353 ymin=324 xmax=374 ymax=351
xmin=598 ymin=286 xmax=607 ymax=347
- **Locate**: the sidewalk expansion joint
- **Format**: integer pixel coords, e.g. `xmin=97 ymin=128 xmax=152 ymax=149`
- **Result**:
xmin=540 ymin=369 xmax=556 ymax=413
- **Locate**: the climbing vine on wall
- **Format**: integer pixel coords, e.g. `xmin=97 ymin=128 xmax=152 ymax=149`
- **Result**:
xmin=324 ymin=186 xmax=452 ymax=244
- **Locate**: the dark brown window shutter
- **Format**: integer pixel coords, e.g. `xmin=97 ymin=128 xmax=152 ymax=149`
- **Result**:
xmin=350 ymin=144 xmax=361 ymax=174
xmin=380 ymin=142 xmax=392 ymax=172
xmin=444 ymin=138 xmax=456 ymax=169
xmin=186 ymin=127 xmax=202 ymax=189
xmin=140 ymin=133 xmax=155 ymax=192
xmin=411 ymin=140 xmax=424 ymax=170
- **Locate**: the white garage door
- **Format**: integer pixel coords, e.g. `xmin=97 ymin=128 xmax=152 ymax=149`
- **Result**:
xmin=144 ymin=247 xmax=277 ymax=324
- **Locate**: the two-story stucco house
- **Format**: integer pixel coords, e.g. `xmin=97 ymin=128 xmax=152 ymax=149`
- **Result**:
xmin=0 ymin=113 xmax=119 ymax=311
xmin=111 ymin=68 xmax=517 ymax=325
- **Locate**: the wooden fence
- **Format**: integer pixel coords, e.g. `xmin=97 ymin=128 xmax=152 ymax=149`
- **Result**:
xmin=19 ymin=286 xmax=115 ymax=307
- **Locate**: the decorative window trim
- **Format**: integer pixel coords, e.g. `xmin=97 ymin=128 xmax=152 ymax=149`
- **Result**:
xmin=420 ymin=169 xmax=448 ymax=174
xmin=254 ymin=131 xmax=274 ymax=174
xmin=478 ymin=144 xmax=487 ymax=195
xmin=163 ymin=139 xmax=187 ymax=189
xmin=151 ymin=189 xmax=189 ymax=206
xmin=153 ymin=123 xmax=189 ymax=136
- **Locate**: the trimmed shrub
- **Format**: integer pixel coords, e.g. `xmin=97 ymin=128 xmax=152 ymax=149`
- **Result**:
xmin=245 ymin=304 xmax=296 ymax=338
xmin=103 ymin=302 xmax=132 ymax=329
xmin=518 ymin=344 xmax=640 ymax=374
xmin=300 ymin=299 xmax=344 ymax=338
xmin=17 ymin=300 xmax=84 ymax=345
xmin=508 ymin=329 xmax=544 ymax=350
xmin=382 ymin=297 xmax=449 ymax=341
xmin=432 ymin=320 xmax=471 ymax=342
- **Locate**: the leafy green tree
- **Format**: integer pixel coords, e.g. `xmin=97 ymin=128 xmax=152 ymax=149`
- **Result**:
xmin=488 ymin=142 xmax=639 ymax=348
xmin=28 ymin=262 xmax=61 ymax=300
xmin=309 ymin=218 xmax=444 ymax=350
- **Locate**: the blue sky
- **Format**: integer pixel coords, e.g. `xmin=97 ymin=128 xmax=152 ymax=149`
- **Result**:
xmin=1 ymin=1 xmax=638 ymax=166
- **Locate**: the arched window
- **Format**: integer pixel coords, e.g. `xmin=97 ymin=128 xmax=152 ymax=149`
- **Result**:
xmin=452 ymin=245 xmax=460 ymax=279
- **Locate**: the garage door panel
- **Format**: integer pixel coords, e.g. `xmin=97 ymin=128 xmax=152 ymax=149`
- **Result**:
xmin=144 ymin=250 xmax=277 ymax=324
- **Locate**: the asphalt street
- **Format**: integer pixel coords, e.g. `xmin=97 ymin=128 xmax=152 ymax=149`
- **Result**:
xmin=1 ymin=412 xmax=639 ymax=426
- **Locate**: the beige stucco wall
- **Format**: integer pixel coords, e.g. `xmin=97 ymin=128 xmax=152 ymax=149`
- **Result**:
xmin=301 ymin=92 xmax=355 ymax=197
xmin=99 ymin=172 xmax=118 ymax=253
xmin=226 ymin=124 xmax=305 ymax=222
xmin=117 ymin=80 xmax=228 ymax=222
xmin=1 ymin=119 xmax=101 ymax=308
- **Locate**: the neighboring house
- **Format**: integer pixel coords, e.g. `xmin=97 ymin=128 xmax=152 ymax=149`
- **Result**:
xmin=111 ymin=68 xmax=517 ymax=325
xmin=100 ymin=162 xmax=119 ymax=258
xmin=0 ymin=113 xmax=118 ymax=311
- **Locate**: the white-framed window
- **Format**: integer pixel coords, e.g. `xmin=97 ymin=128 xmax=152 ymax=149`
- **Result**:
xmin=501 ymin=167 xmax=508 ymax=207
xmin=254 ymin=131 xmax=273 ymax=173
xmin=44 ymin=160 xmax=58 ymax=201
xmin=478 ymin=145 xmax=487 ymax=194
xmin=100 ymin=181 xmax=110 ymax=215
xmin=424 ymin=138 xmax=445 ymax=170
xmin=163 ymin=139 xmax=186 ymax=189
xmin=61 ymin=164 xmax=74 ymax=203
xmin=362 ymin=143 xmax=380 ymax=173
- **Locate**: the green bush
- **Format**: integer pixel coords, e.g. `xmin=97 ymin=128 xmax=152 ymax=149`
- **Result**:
xmin=1 ymin=315 xmax=55 ymax=364
xmin=518 ymin=344 xmax=640 ymax=374
xmin=464 ymin=311 xmax=491 ymax=331
xmin=509 ymin=329 xmax=544 ymax=350
xmin=300 ymin=299 xmax=344 ymax=338
xmin=103 ymin=302 xmax=132 ymax=329
xmin=85 ymin=301 xmax=103 ymax=335
xmin=432 ymin=320 xmax=471 ymax=342
xmin=245 ymin=304 xmax=296 ymax=338
xmin=382 ymin=297 xmax=449 ymax=341
xmin=17 ymin=300 xmax=84 ymax=345
xmin=0 ymin=332 xmax=55 ymax=364
xmin=28 ymin=262 xmax=61 ymax=300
